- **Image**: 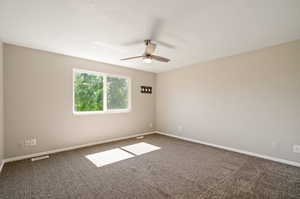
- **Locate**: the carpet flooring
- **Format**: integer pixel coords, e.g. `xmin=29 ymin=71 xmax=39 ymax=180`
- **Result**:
xmin=0 ymin=134 xmax=300 ymax=199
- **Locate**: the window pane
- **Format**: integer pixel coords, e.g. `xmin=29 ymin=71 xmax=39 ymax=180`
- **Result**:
xmin=107 ymin=76 xmax=129 ymax=110
xmin=74 ymin=72 xmax=103 ymax=112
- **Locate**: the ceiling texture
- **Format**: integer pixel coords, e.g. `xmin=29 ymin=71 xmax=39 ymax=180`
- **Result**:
xmin=0 ymin=0 xmax=300 ymax=73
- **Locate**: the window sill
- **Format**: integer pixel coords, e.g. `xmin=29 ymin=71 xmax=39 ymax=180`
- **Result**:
xmin=73 ymin=109 xmax=131 ymax=116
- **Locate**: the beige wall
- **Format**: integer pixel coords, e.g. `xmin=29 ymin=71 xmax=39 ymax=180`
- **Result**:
xmin=156 ymin=40 xmax=300 ymax=163
xmin=4 ymin=44 xmax=156 ymax=158
xmin=3 ymin=40 xmax=300 ymax=163
xmin=0 ymin=41 xmax=4 ymax=163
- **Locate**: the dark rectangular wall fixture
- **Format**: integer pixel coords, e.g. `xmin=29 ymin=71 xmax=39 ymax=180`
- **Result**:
xmin=141 ymin=86 xmax=152 ymax=94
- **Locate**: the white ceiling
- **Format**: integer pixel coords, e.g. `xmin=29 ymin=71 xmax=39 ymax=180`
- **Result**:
xmin=0 ymin=0 xmax=300 ymax=73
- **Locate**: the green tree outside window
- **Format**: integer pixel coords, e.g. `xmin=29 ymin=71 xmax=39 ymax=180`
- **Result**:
xmin=74 ymin=71 xmax=129 ymax=113
xmin=74 ymin=72 xmax=103 ymax=111
xmin=107 ymin=77 xmax=128 ymax=110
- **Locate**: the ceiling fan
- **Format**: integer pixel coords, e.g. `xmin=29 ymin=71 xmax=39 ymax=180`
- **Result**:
xmin=120 ymin=39 xmax=170 ymax=64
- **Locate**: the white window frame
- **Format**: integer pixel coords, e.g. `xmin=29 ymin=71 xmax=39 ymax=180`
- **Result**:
xmin=73 ymin=68 xmax=131 ymax=115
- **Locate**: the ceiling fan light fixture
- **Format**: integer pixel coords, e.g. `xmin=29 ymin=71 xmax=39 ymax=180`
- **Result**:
xmin=142 ymin=57 xmax=152 ymax=64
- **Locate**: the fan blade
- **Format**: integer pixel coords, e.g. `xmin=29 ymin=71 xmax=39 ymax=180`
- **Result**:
xmin=121 ymin=40 xmax=144 ymax=46
xmin=149 ymin=18 xmax=175 ymax=49
xmin=151 ymin=55 xmax=170 ymax=62
xmin=155 ymin=40 xmax=175 ymax=49
xmin=120 ymin=56 xmax=144 ymax=61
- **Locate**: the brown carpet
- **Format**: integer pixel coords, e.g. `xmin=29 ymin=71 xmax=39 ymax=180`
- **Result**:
xmin=0 ymin=134 xmax=300 ymax=199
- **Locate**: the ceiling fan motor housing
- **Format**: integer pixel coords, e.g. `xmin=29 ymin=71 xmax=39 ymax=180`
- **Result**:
xmin=144 ymin=40 xmax=156 ymax=55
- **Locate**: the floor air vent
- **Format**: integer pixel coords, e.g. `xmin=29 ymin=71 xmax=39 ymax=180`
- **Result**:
xmin=31 ymin=155 xmax=50 ymax=162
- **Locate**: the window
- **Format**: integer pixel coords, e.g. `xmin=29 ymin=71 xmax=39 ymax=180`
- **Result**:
xmin=74 ymin=72 xmax=103 ymax=112
xmin=73 ymin=69 xmax=131 ymax=114
xmin=107 ymin=76 xmax=129 ymax=110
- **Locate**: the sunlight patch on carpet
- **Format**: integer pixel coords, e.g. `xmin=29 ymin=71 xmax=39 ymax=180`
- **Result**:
xmin=121 ymin=142 xmax=161 ymax=155
xmin=86 ymin=142 xmax=161 ymax=167
xmin=85 ymin=148 xmax=134 ymax=167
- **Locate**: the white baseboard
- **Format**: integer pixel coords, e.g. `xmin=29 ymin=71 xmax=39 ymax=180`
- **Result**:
xmin=3 ymin=131 xmax=156 ymax=164
xmin=2 ymin=130 xmax=299 ymax=171
xmin=0 ymin=160 xmax=4 ymax=173
xmin=156 ymin=131 xmax=300 ymax=168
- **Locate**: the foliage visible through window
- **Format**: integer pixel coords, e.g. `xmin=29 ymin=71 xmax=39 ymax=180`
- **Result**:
xmin=74 ymin=70 xmax=130 ymax=113
xmin=74 ymin=72 xmax=103 ymax=112
xmin=107 ymin=77 xmax=128 ymax=110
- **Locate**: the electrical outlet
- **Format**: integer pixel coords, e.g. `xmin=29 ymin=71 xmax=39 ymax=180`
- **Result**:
xmin=24 ymin=139 xmax=31 ymax=147
xmin=24 ymin=138 xmax=37 ymax=147
xmin=149 ymin=123 xmax=153 ymax=128
xmin=31 ymin=138 xmax=37 ymax=146
xmin=293 ymin=145 xmax=300 ymax=153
